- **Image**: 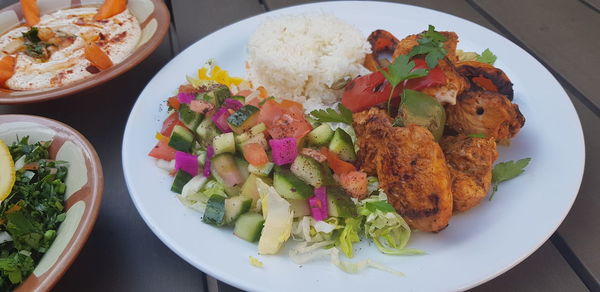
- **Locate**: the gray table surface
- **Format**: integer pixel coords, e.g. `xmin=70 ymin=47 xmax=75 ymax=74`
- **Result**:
xmin=0 ymin=0 xmax=598 ymax=291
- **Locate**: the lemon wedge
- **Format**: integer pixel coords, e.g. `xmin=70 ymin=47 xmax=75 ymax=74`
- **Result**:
xmin=0 ymin=140 xmax=15 ymax=201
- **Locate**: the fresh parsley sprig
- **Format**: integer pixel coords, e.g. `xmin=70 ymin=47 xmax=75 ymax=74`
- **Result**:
xmin=380 ymin=55 xmax=428 ymax=113
xmin=490 ymin=158 xmax=531 ymax=200
xmin=476 ymin=48 xmax=497 ymax=65
xmin=309 ymin=103 xmax=354 ymax=125
xmin=409 ymin=25 xmax=448 ymax=68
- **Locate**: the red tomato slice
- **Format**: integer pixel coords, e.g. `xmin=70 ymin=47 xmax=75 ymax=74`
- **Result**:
xmin=259 ymin=99 xmax=312 ymax=139
xmin=342 ymin=58 xmax=447 ymax=113
xmin=320 ymin=147 xmax=356 ymax=175
xmin=160 ymin=112 xmax=186 ymax=136
xmin=148 ymin=139 xmax=176 ymax=161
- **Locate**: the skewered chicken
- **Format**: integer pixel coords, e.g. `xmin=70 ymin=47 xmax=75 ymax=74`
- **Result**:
xmin=354 ymin=108 xmax=453 ymax=232
xmin=440 ymin=135 xmax=498 ymax=212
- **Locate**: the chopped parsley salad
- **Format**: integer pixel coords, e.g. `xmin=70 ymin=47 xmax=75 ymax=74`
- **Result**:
xmin=0 ymin=137 xmax=68 ymax=290
xmin=149 ymin=33 xmax=530 ymax=272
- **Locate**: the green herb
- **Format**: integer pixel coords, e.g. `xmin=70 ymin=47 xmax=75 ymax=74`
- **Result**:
xmin=258 ymin=96 xmax=275 ymax=106
xmin=365 ymin=201 xmax=395 ymax=213
xmin=309 ymin=104 xmax=354 ymax=125
xmin=409 ymin=25 xmax=448 ymax=68
xmin=21 ymin=27 xmax=50 ymax=60
xmin=467 ymin=133 xmax=487 ymax=138
xmin=379 ymin=55 xmax=428 ymax=112
xmin=476 ymin=48 xmax=497 ymax=65
xmin=0 ymin=137 xmax=68 ymax=290
xmin=490 ymin=158 xmax=531 ymax=200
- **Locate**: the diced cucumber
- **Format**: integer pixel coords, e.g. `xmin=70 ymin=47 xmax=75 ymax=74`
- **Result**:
xmin=235 ymin=156 xmax=250 ymax=181
xmin=171 ymin=170 xmax=194 ymax=194
xmin=250 ymin=122 xmax=267 ymax=136
xmin=240 ymin=174 xmax=272 ymax=208
xmin=203 ymin=194 xmax=226 ymax=225
xmin=321 ymin=161 xmax=337 ymax=186
xmin=231 ymin=95 xmax=245 ymax=103
xmin=328 ymin=128 xmax=356 ymax=162
xmin=204 ymin=85 xmax=230 ymax=106
xmin=224 ymin=196 xmax=252 ymax=224
xmin=235 ymin=132 xmax=251 ymax=144
xmin=196 ymin=118 xmax=219 ymax=148
xmin=307 ymin=124 xmax=334 ymax=146
xmin=273 ymin=169 xmax=314 ymax=200
xmin=211 ymin=153 xmax=243 ymax=187
xmin=248 ymin=162 xmax=274 ymax=177
xmin=169 ymin=125 xmax=194 ymax=153
xmin=179 ymin=103 xmax=203 ymax=131
xmin=213 ymin=132 xmax=235 ymax=154
xmin=289 ymin=199 xmax=311 ymax=218
xmin=290 ymin=155 xmax=326 ymax=187
xmin=227 ymin=105 xmax=260 ymax=134
xmin=327 ymin=186 xmax=357 ymax=218
xmin=234 ymin=212 xmax=264 ymax=242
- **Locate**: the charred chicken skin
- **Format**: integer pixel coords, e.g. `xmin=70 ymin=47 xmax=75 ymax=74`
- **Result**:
xmin=440 ymin=135 xmax=498 ymax=212
xmin=354 ymin=108 xmax=453 ymax=232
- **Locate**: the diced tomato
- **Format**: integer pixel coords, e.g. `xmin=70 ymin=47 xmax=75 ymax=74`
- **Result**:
xmin=259 ymin=99 xmax=312 ymax=140
xmin=148 ymin=139 xmax=176 ymax=161
xmin=167 ymin=97 xmax=180 ymax=110
xmin=242 ymin=143 xmax=269 ymax=166
xmin=160 ymin=112 xmax=185 ymax=136
xmin=341 ymin=58 xmax=446 ymax=113
xmin=339 ymin=171 xmax=368 ymax=198
xmin=320 ymin=147 xmax=356 ymax=175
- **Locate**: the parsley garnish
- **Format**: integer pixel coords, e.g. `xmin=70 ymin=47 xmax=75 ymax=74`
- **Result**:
xmin=490 ymin=158 xmax=531 ymax=200
xmin=309 ymin=104 xmax=353 ymax=125
xmin=380 ymin=55 xmax=428 ymax=112
xmin=467 ymin=133 xmax=487 ymax=138
xmin=409 ymin=25 xmax=448 ymax=68
xmin=476 ymin=48 xmax=497 ymax=65
xmin=21 ymin=27 xmax=50 ymax=60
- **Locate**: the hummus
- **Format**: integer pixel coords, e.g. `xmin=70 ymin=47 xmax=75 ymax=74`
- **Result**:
xmin=0 ymin=7 xmax=141 ymax=90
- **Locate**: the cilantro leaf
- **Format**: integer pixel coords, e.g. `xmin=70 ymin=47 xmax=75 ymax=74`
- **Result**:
xmin=379 ymin=55 xmax=428 ymax=113
xmin=467 ymin=133 xmax=487 ymax=138
xmin=490 ymin=158 xmax=531 ymax=200
xmin=365 ymin=201 xmax=396 ymax=213
xmin=422 ymin=25 xmax=447 ymax=43
xmin=309 ymin=104 xmax=353 ymax=125
xmin=476 ymin=48 xmax=497 ymax=65
xmin=409 ymin=25 xmax=448 ymax=68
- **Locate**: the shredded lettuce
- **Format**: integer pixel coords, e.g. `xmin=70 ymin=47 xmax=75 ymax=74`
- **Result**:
xmin=289 ymin=242 xmax=403 ymax=277
xmin=292 ymin=217 xmax=343 ymax=243
xmin=256 ymin=179 xmax=293 ymax=255
xmin=177 ymin=178 xmax=225 ymax=212
xmin=358 ymin=193 xmax=424 ymax=256
xmin=336 ymin=217 xmax=362 ymax=258
xmin=367 ymin=176 xmax=379 ymax=194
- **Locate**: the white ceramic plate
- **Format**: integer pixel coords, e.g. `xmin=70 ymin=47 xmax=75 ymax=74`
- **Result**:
xmin=122 ymin=2 xmax=585 ymax=291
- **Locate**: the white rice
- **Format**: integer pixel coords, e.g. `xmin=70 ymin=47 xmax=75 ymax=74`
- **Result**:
xmin=246 ymin=13 xmax=371 ymax=112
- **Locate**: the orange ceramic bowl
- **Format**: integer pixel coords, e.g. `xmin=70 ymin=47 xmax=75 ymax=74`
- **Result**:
xmin=0 ymin=115 xmax=104 ymax=291
xmin=0 ymin=0 xmax=170 ymax=104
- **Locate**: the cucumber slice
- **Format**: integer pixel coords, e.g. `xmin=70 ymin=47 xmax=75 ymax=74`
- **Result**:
xmin=227 ymin=105 xmax=260 ymax=134
xmin=290 ymin=155 xmax=326 ymax=187
xmin=328 ymin=128 xmax=356 ymax=162
xmin=240 ymin=174 xmax=272 ymax=208
xmin=234 ymin=212 xmax=265 ymax=242
xmin=196 ymin=118 xmax=219 ymax=148
xmin=327 ymin=186 xmax=357 ymax=218
xmin=248 ymin=162 xmax=274 ymax=177
xmin=179 ymin=103 xmax=203 ymax=131
xmin=203 ymin=194 xmax=226 ymax=225
xmin=224 ymin=196 xmax=252 ymax=224
xmin=273 ymin=169 xmax=314 ymax=200
xmin=213 ymin=132 xmax=235 ymax=154
xmin=289 ymin=199 xmax=311 ymax=218
xmin=234 ymin=156 xmax=250 ymax=181
xmin=171 ymin=170 xmax=194 ymax=194
xmin=169 ymin=125 xmax=194 ymax=153
xmin=204 ymin=85 xmax=231 ymax=106
xmin=211 ymin=153 xmax=243 ymax=187
xmin=307 ymin=124 xmax=334 ymax=146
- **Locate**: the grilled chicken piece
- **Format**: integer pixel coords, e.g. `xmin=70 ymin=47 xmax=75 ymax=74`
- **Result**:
xmin=392 ymin=32 xmax=467 ymax=105
xmin=353 ymin=108 xmax=393 ymax=175
xmin=456 ymin=61 xmax=514 ymax=100
xmin=440 ymin=135 xmax=498 ymax=212
xmin=376 ymin=125 xmax=453 ymax=232
xmin=446 ymin=90 xmax=525 ymax=142
xmin=354 ymin=108 xmax=453 ymax=232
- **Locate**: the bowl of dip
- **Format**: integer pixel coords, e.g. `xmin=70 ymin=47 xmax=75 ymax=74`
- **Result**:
xmin=0 ymin=0 xmax=170 ymax=104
